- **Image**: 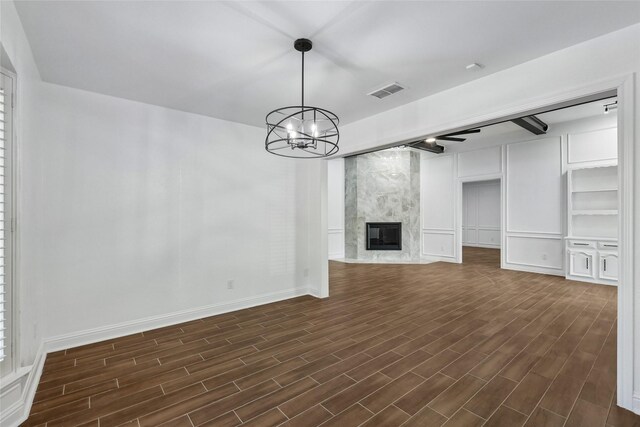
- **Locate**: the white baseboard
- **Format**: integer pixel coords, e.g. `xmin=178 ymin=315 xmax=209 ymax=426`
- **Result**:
xmin=307 ymin=287 xmax=328 ymax=299
xmin=632 ymin=393 xmax=640 ymax=415
xmin=44 ymin=287 xmax=310 ymax=353
xmin=502 ymin=262 xmax=565 ymax=277
xmin=2 ymin=286 xmax=316 ymax=426
xmin=0 ymin=343 xmax=46 ymax=427
xmin=422 ymin=255 xmax=458 ymax=263
xmin=462 ymin=244 xmax=501 ymax=249
xmin=564 ymin=276 xmax=618 ymax=287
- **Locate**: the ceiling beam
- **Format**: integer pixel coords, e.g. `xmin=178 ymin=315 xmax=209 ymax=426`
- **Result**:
xmin=406 ymin=141 xmax=445 ymax=154
xmin=439 ymin=128 xmax=481 ymax=137
xmin=511 ymin=115 xmax=549 ymax=135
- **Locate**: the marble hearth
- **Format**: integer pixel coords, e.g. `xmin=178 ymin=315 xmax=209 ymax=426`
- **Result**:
xmin=345 ymin=149 xmax=420 ymax=261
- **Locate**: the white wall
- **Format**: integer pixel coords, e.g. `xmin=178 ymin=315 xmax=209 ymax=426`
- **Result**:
xmin=421 ymin=153 xmax=456 ymax=260
xmin=462 ymin=180 xmax=500 ymax=248
xmin=303 ymin=158 xmax=329 ymax=299
xmin=32 ymin=82 xmax=320 ymax=346
xmin=504 ymin=136 xmax=565 ymax=273
xmin=1 ymin=3 xmax=326 ymax=424
xmin=327 ymin=158 xmax=345 ymax=259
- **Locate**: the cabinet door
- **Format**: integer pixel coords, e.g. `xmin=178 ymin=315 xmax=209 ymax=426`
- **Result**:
xmin=568 ymin=250 xmax=595 ymax=279
xmin=599 ymin=252 xmax=619 ymax=282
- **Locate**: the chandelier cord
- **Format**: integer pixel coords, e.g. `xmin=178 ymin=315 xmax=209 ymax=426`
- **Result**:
xmin=301 ymin=51 xmax=305 ymax=121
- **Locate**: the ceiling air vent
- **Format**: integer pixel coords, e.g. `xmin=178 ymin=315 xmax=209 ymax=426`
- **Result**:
xmin=368 ymin=82 xmax=405 ymax=99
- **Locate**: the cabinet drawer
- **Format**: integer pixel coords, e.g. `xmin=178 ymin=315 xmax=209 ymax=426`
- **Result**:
xmin=598 ymin=241 xmax=618 ymax=250
xmin=568 ymin=240 xmax=596 ymax=249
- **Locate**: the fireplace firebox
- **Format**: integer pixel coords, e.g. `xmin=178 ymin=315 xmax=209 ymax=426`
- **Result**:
xmin=366 ymin=222 xmax=402 ymax=250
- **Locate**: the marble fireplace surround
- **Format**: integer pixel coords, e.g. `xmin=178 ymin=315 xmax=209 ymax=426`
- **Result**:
xmin=345 ymin=149 xmax=421 ymax=261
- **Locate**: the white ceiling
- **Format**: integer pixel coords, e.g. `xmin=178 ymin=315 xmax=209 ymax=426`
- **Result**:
xmin=15 ymin=1 xmax=640 ymax=127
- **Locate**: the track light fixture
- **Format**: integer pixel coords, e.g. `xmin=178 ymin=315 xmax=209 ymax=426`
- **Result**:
xmin=604 ymin=101 xmax=618 ymax=114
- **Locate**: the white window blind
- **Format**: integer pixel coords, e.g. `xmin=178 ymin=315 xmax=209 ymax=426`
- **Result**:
xmin=0 ymin=71 xmax=12 ymax=364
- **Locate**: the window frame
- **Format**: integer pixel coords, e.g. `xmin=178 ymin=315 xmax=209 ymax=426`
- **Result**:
xmin=0 ymin=67 xmax=17 ymax=377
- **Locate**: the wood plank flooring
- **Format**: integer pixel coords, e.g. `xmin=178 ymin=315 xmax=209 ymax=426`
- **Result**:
xmin=462 ymin=247 xmax=501 ymax=268
xmin=23 ymin=248 xmax=640 ymax=426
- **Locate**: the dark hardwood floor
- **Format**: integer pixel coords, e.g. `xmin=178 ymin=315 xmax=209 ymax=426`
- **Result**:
xmin=462 ymin=246 xmax=501 ymax=268
xmin=22 ymin=249 xmax=640 ymax=426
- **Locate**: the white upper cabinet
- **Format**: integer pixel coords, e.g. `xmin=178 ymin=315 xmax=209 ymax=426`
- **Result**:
xmin=568 ymin=165 xmax=618 ymax=240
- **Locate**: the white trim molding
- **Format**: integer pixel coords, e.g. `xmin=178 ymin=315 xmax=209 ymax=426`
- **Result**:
xmin=44 ymin=287 xmax=311 ymax=353
xmin=501 ymin=263 xmax=564 ymax=277
xmin=616 ymin=73 xmax=635 ymax=412
xmin=1 ymin=65 xmax=20 ymax=380
xmin=0 ymin=343 xmax=45 ymax=427
xmin=456 ymin=173 xmax=504 ymax=264
xmin=328 ymin=228 xmax=345 ymax=260
xmin=462 ymin=225 xmax=501 ymax=249
xmin=421 ymin=255 xmax=457 ymax=263
xmin=306 ymin=286 xmax=326 ymax=299
xmin=503 ymin=232 xmax=564 ymax=275
xmin=421 ymin=229 xmax=456 ymax=260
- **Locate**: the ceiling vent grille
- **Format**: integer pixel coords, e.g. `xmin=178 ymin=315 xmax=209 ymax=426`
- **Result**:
xmin=368 ymin=82 xmax=405 ymax=99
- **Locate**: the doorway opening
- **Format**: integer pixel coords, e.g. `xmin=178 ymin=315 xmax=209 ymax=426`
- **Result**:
xmin=461 ymin=179 xmax=501 ymax=267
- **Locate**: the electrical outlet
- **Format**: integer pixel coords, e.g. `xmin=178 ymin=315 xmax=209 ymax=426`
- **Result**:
xmin=542 ymin=254 xmax=547 ymax=261
xmin=227 ymin=280 xmax=234 ymax=290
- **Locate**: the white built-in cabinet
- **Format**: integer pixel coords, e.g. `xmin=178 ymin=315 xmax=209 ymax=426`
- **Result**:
xmin=568 ymin=248 xmax=594 ymax=279
xmin=566 ymin=165 xmax=618 ymax=285
xmin=599 ymin=251 xmax=619 ymax=281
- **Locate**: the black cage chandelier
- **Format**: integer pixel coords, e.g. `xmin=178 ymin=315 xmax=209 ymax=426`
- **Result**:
xmin=265 ymin=39 xmax=339 ymax=158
